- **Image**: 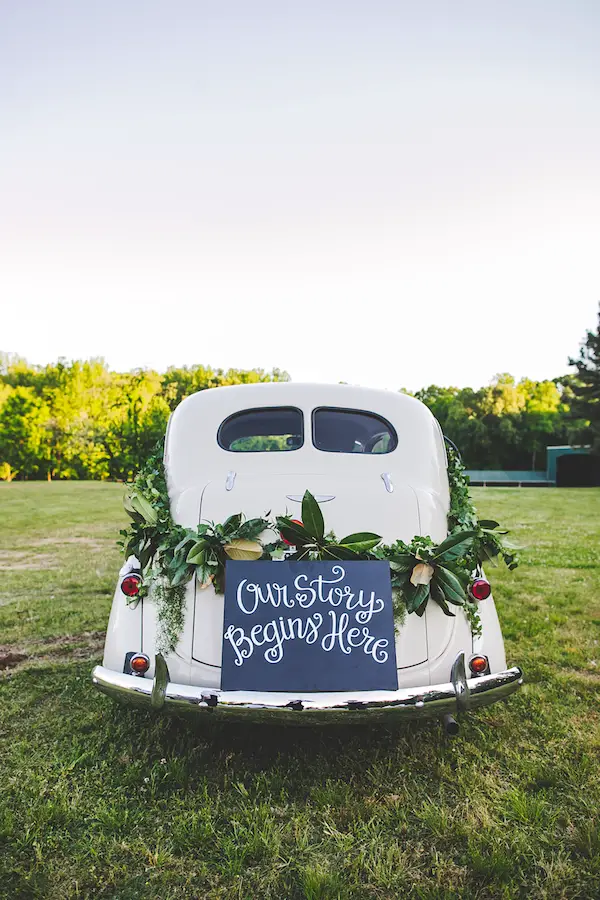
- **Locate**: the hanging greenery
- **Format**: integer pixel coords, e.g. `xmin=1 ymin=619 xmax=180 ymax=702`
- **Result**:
xmin=120 ymin=441 xmax=518 ymax=653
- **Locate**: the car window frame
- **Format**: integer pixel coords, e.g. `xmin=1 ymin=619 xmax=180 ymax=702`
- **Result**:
xmin=311 ymin=406 xmax=398 ymax=455
xmin=217 ymin=405 xmax=305 ymax=453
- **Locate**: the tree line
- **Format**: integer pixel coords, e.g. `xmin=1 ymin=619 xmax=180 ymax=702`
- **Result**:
xmin=1 ymin=307 xmax=598 ymax=480
xmin=0 ymin=356 xmax=290 ymax=481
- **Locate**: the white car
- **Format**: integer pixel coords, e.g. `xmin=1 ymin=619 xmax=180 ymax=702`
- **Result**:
xmin=93 ymin=383 xmax=522 ymax=730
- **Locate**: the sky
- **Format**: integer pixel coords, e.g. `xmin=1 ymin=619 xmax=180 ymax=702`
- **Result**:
xmin=1 ymin=0 xmax=599 ymax=391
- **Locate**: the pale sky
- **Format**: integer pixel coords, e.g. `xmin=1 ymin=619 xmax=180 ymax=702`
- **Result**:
xmin=1 ymin=1 xmax=599 ymax=391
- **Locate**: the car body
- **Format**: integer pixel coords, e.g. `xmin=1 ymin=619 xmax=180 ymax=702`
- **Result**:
xmin=93 ymin=383 xmax=522 ymax=722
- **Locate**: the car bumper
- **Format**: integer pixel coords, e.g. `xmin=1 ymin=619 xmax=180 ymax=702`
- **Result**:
xmin=92 ymin=653 xmax=523 ymax=722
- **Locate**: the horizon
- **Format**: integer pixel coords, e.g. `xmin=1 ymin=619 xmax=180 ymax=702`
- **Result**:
xmin=0 ymin=345 xmax=580 ymax=394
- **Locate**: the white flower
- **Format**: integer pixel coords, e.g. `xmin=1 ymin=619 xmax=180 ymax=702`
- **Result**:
xmin=410 ymin=562 xmax=434 ymax=586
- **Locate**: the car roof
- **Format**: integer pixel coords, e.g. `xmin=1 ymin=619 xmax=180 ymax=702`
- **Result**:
xmin=164 ymin=382 xmax=447 ymax=493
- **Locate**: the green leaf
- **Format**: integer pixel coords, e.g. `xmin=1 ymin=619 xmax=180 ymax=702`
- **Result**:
xmin=404 ymin=582 xmax=430 ymax=614
xmin=301 ymin=491 xmax=325 ymax=540
xmin=174 ymin=534 xmax=196 ymax=555
xmin=171 ymin=564 xmax=194 ymax=587
xmin=276 ymin=516 xmax=313 ymax=547
xmin=431 ymin=581 xmax=455 ymax=617
xmin=341 ymin=539 xmax=381 ymax=553
xmin=322 ymin=545 xmax=360 ymax=561
xmin=433 ymin=530 xmax=477 ymax=558
xmin=433 ymin=566 xmax=466 ymax=606
xmin=388 ymin=553 xmax=416 ymax=572
xmin=339 ymin=532 xmax=381 ymax=545
xmin=238 ymin=517 xmax=270 ymax=539
xmin=478 ymin=519 xmax=500 ymax=529
xmin=186 ymin=540 xmax=207 ymax=564
xmin=128 ymin=492 xmax=158 ymax=526
xmin=222 ymin=513 xmax=243 ymax=535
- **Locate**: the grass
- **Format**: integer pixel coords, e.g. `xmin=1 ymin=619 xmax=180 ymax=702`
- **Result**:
xmin=1 ymin=483 xmax=599 ymax=899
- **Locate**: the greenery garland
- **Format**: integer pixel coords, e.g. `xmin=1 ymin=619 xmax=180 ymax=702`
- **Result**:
xmin=120 ymin=441 xmax=518 ymax=654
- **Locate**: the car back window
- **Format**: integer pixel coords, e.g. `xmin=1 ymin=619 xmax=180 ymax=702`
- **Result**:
xmin=312 ymin=407 xmax=397 ymax=454
xmin=218 ymin=407 xmax=304 ymax=452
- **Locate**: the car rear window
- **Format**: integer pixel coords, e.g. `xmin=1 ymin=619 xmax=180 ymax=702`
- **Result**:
xmin=312 ymin=407 xmax=397 ymax=454
xmin=218 ymin=407 xmax=304 ymax=452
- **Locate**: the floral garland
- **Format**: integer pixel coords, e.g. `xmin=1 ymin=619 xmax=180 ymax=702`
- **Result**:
xmin=120 ymin=442 xmax=518 ymax=654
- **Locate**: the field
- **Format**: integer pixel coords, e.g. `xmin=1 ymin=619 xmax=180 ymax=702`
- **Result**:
xmin=1 ymin=483 xmax=600 ymax=899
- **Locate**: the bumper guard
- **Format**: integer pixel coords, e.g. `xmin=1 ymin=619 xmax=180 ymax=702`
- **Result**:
xmin=92 ymin=653 xmax=523 ymax=722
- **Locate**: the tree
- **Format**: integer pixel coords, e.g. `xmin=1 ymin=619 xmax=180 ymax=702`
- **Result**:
xmin=569 ymin=305 xmax=600 ymax=454
xmin=0 ymin=387 xmax=51 ymax=478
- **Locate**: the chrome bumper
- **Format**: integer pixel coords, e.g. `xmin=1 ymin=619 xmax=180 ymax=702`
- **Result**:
xmin=92 ymin=653 xmax=523 ymax=722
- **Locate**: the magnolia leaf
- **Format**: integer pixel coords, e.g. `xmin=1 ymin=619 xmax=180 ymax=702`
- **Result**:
xmin=301 ymin=491 xmax=325 ymax=541
xmin=433 ymin=530 xmax=477 ymax=558
xmin=222 ymin=513 xmax=243 ymax=535
xmin=224 ymin=539 xmax=263 ymax=560
xmin=388 ymin=554 xmax=415 ymax=573
xmin=186 ymin=540 xmax=207 ymax=565
xmin=410 ymin=562 xmax=435 ymax=586
xmin=128 ymin=492 xmax=158 ymax=526
xmin=404 ymin=582 xmax=430 ymax=614
xmin=339 ymin=532 xmax=381 ymax=545
xmin=414 ymin=597 xmax=429 ymax=617
xmin=342 ymin=539 xmax=381 ymax=553
xmin=123 ymin=492 xmax=137 ymax=514
xmin=433 ymin=565 xmax=466 ymax=605
xmin=276 ymin=517 xmax=313 ymax=547
xmin=322 ymin=544 xmax=360 ymax=560
xmin=430 ymin=581 xmax=455 ymax=617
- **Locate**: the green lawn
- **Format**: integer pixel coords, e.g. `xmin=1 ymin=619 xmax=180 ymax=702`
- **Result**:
xmin=1 ymin=483 xmax=599 ymax=899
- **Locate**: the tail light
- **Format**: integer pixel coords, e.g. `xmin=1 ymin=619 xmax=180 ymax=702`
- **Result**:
xmin=129 ymin=653 xmax=150 ymax=675
xmin=121 ymin=574 xmax=141 ymax=597
xmin=469 ymin=578 xmax=491 ymax=601
xmin=469 ymin=654 xmax=490 ymax=676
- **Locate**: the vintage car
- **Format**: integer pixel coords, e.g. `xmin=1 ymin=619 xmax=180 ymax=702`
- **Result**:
xmin=92 ymin=383 xmax=522 ymax=728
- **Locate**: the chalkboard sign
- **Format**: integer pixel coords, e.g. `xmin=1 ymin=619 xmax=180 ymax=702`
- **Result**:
xmin=221 ymin=560 xmax=398 ymax=692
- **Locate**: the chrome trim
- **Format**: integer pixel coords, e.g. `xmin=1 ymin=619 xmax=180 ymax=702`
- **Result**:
xmin=286 ymin=494 xmax=335 ymax=503
xmin=381 ymin=472 xmax=394 ymax=493
xmin=92 ymin=654 xmax=523 ymax=721
xmin=151 ymin=653 xmax=170 ymax=709
xmin=225 ymin=471 xmax=236 ymax=491
xmin=451 ymin=651 xmax=471 ymax=712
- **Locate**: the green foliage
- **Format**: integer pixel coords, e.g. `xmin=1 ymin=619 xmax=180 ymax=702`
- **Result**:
xmin=411 ymin=373 xmax=571 ymax=470
xmin=276 ymin=491 xmax=382 ymax=561
xmin=121 ymin=447 xmax=517 ymax=650
xmin=0 ymin=356 xmax=290 ymax=480
xmin=447 ymin=444 xmax=520 ymax=572
xmin=121 ymin=443 xmax=273 ymax=652
xmin=568 ymin=303 xmax=600 ymax=454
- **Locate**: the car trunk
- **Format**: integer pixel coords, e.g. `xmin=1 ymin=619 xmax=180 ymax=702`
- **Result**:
xmin=189 ymin=473 xmax=448 ymax=681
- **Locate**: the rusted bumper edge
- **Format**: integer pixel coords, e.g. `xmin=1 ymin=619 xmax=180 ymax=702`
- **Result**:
xmin=91 ymin=653 xmax=523 ymax=722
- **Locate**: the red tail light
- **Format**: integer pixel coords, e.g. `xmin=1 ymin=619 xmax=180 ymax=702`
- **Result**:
xmin=469 ymin=578 xmax=491 ymax=601
xmin=121 ymin=574 xmax=141 ymax=597
xmin=469 ymin=655 xmax=490 ymax=675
